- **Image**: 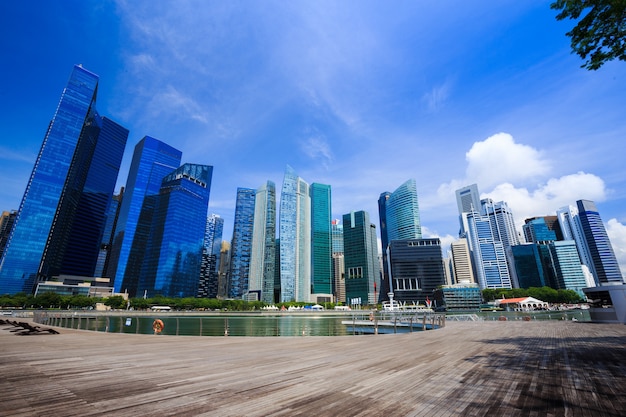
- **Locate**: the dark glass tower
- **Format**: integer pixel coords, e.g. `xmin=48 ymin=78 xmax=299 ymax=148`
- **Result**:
xmin=0 ymin=65 xmax=128 ymax=294
xmin=109 ymin=136 xmax=182 ymax=294
xmin=576 ymin=199 xmax=623 ymax=284
xmin=343 ymin=210 xmax=379 ymax=306
xmin=228 ymin=187 xmax=256 ymax=298
xmin=310 ymin=183 xmax=332 ymax=297
xmin=198 ymin=214 xmax=224 ymax=298
xmin=388 ymin=238 xmax=445 ymax=304
xmin=138 ymin=163 xmax=213 ymax=298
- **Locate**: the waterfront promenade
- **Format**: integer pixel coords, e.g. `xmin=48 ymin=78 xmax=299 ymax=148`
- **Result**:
xmin=1 ymin=320 xmax=625 ymax=416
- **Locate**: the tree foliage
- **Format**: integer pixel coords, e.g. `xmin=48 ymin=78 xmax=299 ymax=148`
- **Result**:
xmin=551 ymin=0 xmax=626 ymax=70
xmin=482 ymin=286 xmax=584 ymax=304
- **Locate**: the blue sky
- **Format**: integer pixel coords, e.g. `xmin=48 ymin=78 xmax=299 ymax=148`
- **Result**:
xmin=1 ymin=1 xmax=625 ymax=276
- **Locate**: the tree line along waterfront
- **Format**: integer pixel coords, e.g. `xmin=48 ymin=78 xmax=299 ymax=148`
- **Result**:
xmin=1 ymin=286 xmax=583 ymax=311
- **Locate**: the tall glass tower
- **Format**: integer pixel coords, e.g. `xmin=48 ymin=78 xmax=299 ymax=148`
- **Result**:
xmin=343 ymin=210 xmax=379 ymax=305
xmin=109 ymin=136 xmax=182 ymax=294
xmin=228 ymin=187 xmax=256 ymax=299
xmin=576 ymin=199 xmax=623 ymax=284
xmin=249 ymin=181 xmax=276 ymax=303
xmin=137 ymin=163 xmax=212 ymax=298
xmin=310 ymin=183 xmax=332 ymax=298
xmin=198 ymin=214 xmax=224 ymax=298
xmin=378 ymin=179 xmax=421 ymax=301
xmin=0 ymin=65 xmax=129 ymax=294
xmin=279 ymin=166 xmax=310 ymax=302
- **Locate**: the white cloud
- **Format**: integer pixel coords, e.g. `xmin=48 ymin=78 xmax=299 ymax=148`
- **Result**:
xmin=606 ymin=219 xmax=626 ymax=279
xmin=300 ymin=135 xmax=333 ymax=169
xmin=484 ymin=172 xmax=606 ymax=228
xmin=423 ymin=80 xmax=452 ymax=113
xmin=465 ymin=132 xmax=550 ymax=189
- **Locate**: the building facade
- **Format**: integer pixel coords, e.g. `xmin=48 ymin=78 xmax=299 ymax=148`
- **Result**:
xmin=0 ymin=65 xmax=128 ymax=294
xmin=343 ymin=211 xmax=379 ymax=306
xmin=228 ymin=188 xmax=256 ymax=299
xmin=310 ymin=183 xmax=332 ymax=299
xmin=388 ymin=238 xmax=446 ymax=304
xmin=248 ymin=181 xmax=276 ymax=303
xmin=198 ymin=214 xmax=224 ymax=298
xmin=378 ymin=179 xmax=421 ymax=302
xmin=109 ymin=136 xmax=182 ymax=294
xmin=279 ymin=166 xmax=311 ymax=302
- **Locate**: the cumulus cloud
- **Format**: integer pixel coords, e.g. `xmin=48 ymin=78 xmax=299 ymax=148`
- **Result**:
xmin=484 ymin=172 xmax=607 ymax=227
xmin=606 ymin=219 xmax=626 ymax=279
xmin=465 ymin=132 xmax=550 ymax=189
xmin=434 ymin=132 xmax=610 ymax=237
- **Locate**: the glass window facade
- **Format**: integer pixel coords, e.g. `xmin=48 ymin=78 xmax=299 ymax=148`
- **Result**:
xmin=228 ymin=188 xmax=256 ymax=299
xmin=0 ymin=65 xmax=128 ymax=294
xmin=310 ymin=183 xmax=332 ymax=296
xmin=109 ymin=136 xmax=182 ymax=294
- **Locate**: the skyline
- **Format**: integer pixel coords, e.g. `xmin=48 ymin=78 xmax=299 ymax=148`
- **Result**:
xmin=0 ymin=1 xmax=624 ymax=276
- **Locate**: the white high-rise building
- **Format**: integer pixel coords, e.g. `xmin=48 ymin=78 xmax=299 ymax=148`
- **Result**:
xmin=279 ymin=166 xmax=311 ymax=302
xmin=248 ymin=181 xmax=276 ymax=303
xmin=451 ymin=238 xmax=475 ymax=284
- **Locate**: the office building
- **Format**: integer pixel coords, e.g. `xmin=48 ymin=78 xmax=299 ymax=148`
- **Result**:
xmin=510 ymin=244 xmax=547 ymax=289
xmin=523 ymin=217 xmax=558 ymax=243
xmin=248 ymin=181 xmax=276 ymax=303
xmin=388 ymin=238 xmax=446 ymax=305
xmin=0 ymin=210 xmax=17 ymax=260
xmin=109 ymin=136 xmax=182 ymax=294
xmin=343 ymin=211 xmax=380 ymax=306
xmin=0 ymin=65 xmax=128 ymax=294
xmin=545 ymin=240 xmax=588 ymax=297
xmin=279 ymin=166 xmax=311 ymax=302
xmin=310 ymin=183 xmax=333 ymax=300
xmin=576 ymin=200 xmax=623 ymax=284
xmin=198 ymin=214 xmax=224 ymax=298
xmin=378 ymin=179 xmax=421 ymax=302
xmin=434 ymin=282 xmax=482 ymax=311
xmin=136 ymin=164 xmax=212 ymax=298
xmin=228 ymin=188 xmax=256 ymax=299
xmin=450 ymin=238 xmax=475 ymax=284
xmin=94 ymin=190 xmax=123 ymax=278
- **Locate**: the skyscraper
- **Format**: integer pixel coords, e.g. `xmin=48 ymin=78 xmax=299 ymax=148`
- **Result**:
xmin=279 ymin=166 xmax=311 ymax=302
xmin=455 ymin=184 xmax=481 ymax=215
xmin=462 ymin=208 xmax=513 ymax=289
xmin=310 ymin=183 xmax=332 ymax=299
xmin=249 ymin=181 xmax=276 ymax=303
xmin=450 ymin=238 xmax=475 ymax=284
xmin=388 ymin=238 xmax=446 ymax=304
xmin=343 ymin=210 xmax=380 ymax=305
xmin=378 ymin=179 xmax=421 ymax=301
xmin=0 ymin=210 xmax=17 ymax=261
xmin=198 ymin=214 xmax=224 ymax=298
xmin=137 ymin=163 xmax=212 ymax=298
xmin=109 ymin=136 xmax=182 ymax=294
xmin=576 ymin=199 xmax=623 ymax=284
xmin=523 ymin=217 xmax=558 ymax=243
xmin=0 ymin=65 xmax=129 ymax=294
xmin=228 ymin=187 xmax=256 ymax=299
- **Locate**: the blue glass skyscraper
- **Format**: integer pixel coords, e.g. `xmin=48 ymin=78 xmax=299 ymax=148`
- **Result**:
xmin=576 ymin=199 xmax=623 ymax=284
xmin=109 ymin=136 xmax=182 ymax=294
xmin=228 ymin=187 xmax=256 ymax=299
xmin=0 ymin=65 xmax=128 ymax=294
xmin=137 ymin=163 xmax=212 ymax=298
xmin=378 ymin=179 xmax=421 ymax=301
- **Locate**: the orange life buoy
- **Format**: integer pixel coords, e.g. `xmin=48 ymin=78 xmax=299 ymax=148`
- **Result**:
xmin=152 ymin=319 xmax=164 ymax=334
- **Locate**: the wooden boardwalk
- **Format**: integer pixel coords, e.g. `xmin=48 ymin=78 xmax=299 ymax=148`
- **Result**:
xmin=1 ymin=320 xmax=625 ymax=416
